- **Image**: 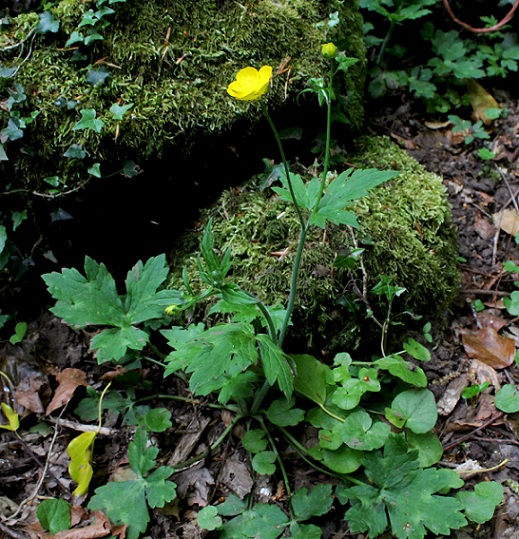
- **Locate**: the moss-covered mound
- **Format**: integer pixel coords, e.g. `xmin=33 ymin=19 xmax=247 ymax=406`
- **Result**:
xmin=0 ymin=0 xmax=365 ymax=192
xmin=168 ymin=136 xmax=460 ymax=353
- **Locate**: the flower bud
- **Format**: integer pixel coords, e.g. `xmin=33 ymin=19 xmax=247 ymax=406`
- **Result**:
xmin=321 ymin=42 xmax=337 ymax=59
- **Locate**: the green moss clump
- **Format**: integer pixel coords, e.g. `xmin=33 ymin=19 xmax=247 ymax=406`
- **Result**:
xmin=0 ymin=0 xmax=365 ymax=192
xmin=168 ymin=136 xmax=460 ymax=353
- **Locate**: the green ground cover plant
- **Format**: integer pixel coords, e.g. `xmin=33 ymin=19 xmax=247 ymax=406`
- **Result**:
xmin=37 ymin=43 xmax=505 ymax=538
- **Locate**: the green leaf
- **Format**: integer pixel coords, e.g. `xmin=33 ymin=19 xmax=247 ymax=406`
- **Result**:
xmin=495 ymin=384 xmax=519 ymax=413
xmin=43 ymin=255 xmax=177 ymax=363
xmin=110 ymin=102 xmax=134 ymax=120
xmin=403 ymin=338 xmax=430 ymax=361
xmin=504 ymin=291 xmax=519 ymax=316
xmin=242 ymin=429 xmax=268 ymax=453
xmin=63 ymin=144 xmax=87 ymax=159
xmin=0 ymin=225 xmax=7 ymax=256
xmin=332 ymin=368 xmax=380 ymax=410
xmin=386 ymin=389 xmax=438 ymax=433
xmin=292 ymin=353 xmax=333 ymax=405
xmin=256 ymin=334 xmax=294 ymax=399
xmin=67 ymin=431 xmax=96 ymax=496
xmin=291 ymin=484 xmax=333 ymax=521
xmin=197 ymin=506 xmax=223 ymax=531
xmin=374 ymin=355 xmax=427 ymax=387
xmin=457 ymin=481 xmax=504 ymax=524
xmin=73 ymin=109 xmax=104 ymax=133
xmin=91 ymin=326 xmax=149 ymax=362
xmin=9 ymin=321 xmax=27 ymax=344
xmin=339 ymin=409 xmax=391 ymax=451
xmin=289 ymin=522 xmax=322 ymax=539
xmin=311 ymin=168 xmax=397 ymax=228
xmin=339 ymin=435 xmax=466 ymax=539
xmin=321 ymin=444 xmax=363 ymax=474
xmin=36 ymin=11 xmax=60 ymax=33
xmin=11 ymin=210 xmax=27 ymax=231
xmin=88 ymin=428 xmax=176 ymax=539
xmin=266 ymin=397 xmax=304 ymax=427
xmin=121 ymin=160 xmax=142 ymax=178
xmin=36 ymin=498 xmax=71 ymax=534
xmin=219 ymin=503 xmax=288 ymax=539
xmin=252 ymin=451 xmax=277 ymax=475
xmin=86 ymin=68 xmax=110 ymax=87
xmin=0 ymin=144 xmax=7 ymax=161
xmin=406 ymin=431 xmax=443 ymax=467
xmin=88 ymin=163 xmax=102 ymax=177
xmin=142 ymin=408 xmax=172 ymax=432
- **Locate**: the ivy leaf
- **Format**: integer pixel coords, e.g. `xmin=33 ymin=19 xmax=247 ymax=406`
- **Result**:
xmin=36 ymin=11 xmax=60 ymax=34
xmin=88 ymin=163 xmax=102 ymax=177
xmin=63 ymin=144 xmax=87 ymax=159
xmin=110 ymin=102 xmax=134 ymax=120
xmin=0 ymin=144 xmax=7 ymax=161
xmin=86 ymin=68 xmax=110 ymax=87
xmin=88 ymin=428 xmax=176 ymax=539
xmin=73 ymin=109 xmax=104 ymax=133
xmin=67 ymin=431 xmax=96 ymax=496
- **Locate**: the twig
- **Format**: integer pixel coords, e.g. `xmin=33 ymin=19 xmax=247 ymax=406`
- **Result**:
xmin=0 ymin=521 xmax=26 ymax=539
xmin=442 ymin=413 xmax=504 ymax=452
xmin=443 ymin=0 xmax=519 ymax=33
xmin=46 ymin=417 xmax=113 ymax=436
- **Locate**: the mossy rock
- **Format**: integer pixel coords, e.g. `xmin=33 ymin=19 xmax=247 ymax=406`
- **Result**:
xmin=168 ymin=136 xmax=460 ymax=354
xmin=0 ymin=0 xmax=365 ymax=192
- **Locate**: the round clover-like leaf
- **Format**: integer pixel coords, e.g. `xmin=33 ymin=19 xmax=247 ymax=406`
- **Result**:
xmin=495 ymin=384 xmax=519 ymax=413
xmin=197 ymin=506 xmax=222 ymax=531
xmin=252 ymin=451 xmax=277 ymax=475
xmin=386 ymin=389 xmax=438 ymax=433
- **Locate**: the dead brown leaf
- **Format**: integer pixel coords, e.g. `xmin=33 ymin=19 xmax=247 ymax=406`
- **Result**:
xmin=26 ymin=510 xmax=113 ymax=539
xmin=477 ymin=310 xmax=508 ymax=332
xmin=467 ymin=79 xmax=499 ymax=125
xmin=493 ymin=208 xmax=519 ymax=237
xmin=16 ymin=373 xmax=46 ymax=414
xmin=473 ymin=212 xmax=496 ymax=240
xmin=460 ymin=327 xmax=516 ymax=369
xmin=45 ymin=368 xmax=88 ymax=415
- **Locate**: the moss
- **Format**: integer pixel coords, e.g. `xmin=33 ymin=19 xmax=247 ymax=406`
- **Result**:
xmin=168 ymin=136 xmax=460 ymax=354
xmin=0 ymin=0 xmax=365 ymax=192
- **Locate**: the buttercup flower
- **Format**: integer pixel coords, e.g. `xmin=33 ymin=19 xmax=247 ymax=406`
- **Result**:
xmin=227 ymin=66 xmax=272 ymax=101
xmin=321 ymin=42 xmax=337 ymax=59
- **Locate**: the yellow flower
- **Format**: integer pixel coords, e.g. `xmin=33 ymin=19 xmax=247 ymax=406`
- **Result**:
xmin=227 ymin=66 xmax=272 ymax=101
xmin=321 ymin=42 xmax=337 ymax=59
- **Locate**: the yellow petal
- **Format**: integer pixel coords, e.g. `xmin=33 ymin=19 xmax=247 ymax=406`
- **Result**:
xmin=0 ymin=402 xmax=19 ymax=431
xmin=227 ymin=65 xmax=272 ymax=101
xmin=67 ymin=431 xmax=96 ymax=496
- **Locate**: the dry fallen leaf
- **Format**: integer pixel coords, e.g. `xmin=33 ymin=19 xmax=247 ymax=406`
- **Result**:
xmin=26 ymin=510 xmax=113 ymax=539
xmin=467 ymin=79 xmax=499 ymax=125
xmin=477 ymin=310 xmax=508 ymax=332
xmin=460 ymin=327 xmax=516 ymax=369
xmin=473 ymin=212 xmax=496 ymax=240
xmin=46 ymin=368 xmax=88 ymax=415
xmin=436 ymin=374 xmax=468 ymax=416
xmin=493 ymin=208 xmax=519 ymax=237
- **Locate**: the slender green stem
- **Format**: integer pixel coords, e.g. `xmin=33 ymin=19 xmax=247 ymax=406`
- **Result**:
xmin=278 ymin=426 xmax=365 ymax=486
xmin=250 ymin=379 xmax=271 ymax=416
xmin=256 ymin=300 xmax=278 ymax=342
xmin=261 ymin=102 xmax=305 ymax=229
xmin=376 ymin=18 xmax=396 ymax=66
xmin=134 ymin=394 xmax=240 ymax=413
xmin=311 ymin=64 xmax=335 ymax=217
xmin=277 ymin=225 xmax=308 ymax=347
xmin=259 ymin=417 xmax=292 ymax=498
